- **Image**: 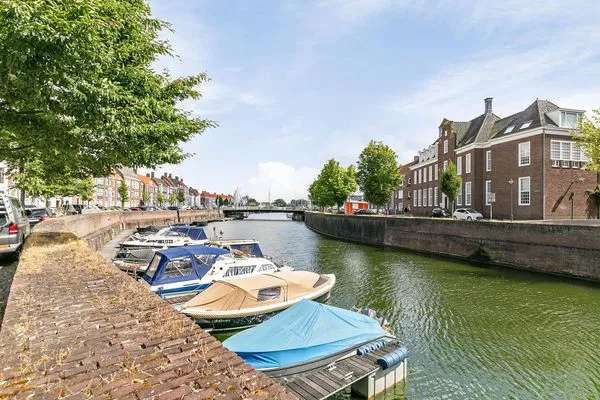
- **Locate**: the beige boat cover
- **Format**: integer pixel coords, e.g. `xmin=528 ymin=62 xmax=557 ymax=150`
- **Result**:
xmin=182 ymin=270 xmax=325 ymax=311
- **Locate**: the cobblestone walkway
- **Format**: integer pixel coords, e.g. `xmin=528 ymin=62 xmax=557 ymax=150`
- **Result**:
xmin=0 ymin=258 xmax=17 ymax=328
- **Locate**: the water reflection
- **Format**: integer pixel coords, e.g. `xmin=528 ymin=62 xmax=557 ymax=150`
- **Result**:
xmin=208 ymin=220 xmax=600 ymax=400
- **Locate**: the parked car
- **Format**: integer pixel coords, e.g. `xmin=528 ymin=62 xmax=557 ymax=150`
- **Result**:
xmin=0 ymin=196 xmax=31 ymax=255
xmin=453 ymin=208 xmax=484 ymax=221
xmin=25 ymin=208 xmax=52 ymax=227
xmin=353 ymin=209 xmax=377 ymax=215
xmin=431 ymin=207 xmax=451 ymax=218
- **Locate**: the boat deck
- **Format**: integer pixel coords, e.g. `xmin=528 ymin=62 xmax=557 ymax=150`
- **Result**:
xmin=275 ymin=341 xmax=400 ymax=400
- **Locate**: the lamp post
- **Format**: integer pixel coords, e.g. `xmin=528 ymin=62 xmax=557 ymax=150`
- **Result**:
xmin=508 ymin=179 xmax=514 ymax=221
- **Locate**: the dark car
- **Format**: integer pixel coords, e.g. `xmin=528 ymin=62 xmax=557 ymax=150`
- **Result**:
xmin=353 ymin=208 xmax=377 ymax=215
xmin=431 ymin=207 xmax=451 ymax=218
xmin=25 ymin=208 xmax=52 ymax=227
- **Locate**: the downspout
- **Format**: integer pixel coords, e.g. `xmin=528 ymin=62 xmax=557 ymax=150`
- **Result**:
xmin=542 ymin=128 xmax=546 ymax=220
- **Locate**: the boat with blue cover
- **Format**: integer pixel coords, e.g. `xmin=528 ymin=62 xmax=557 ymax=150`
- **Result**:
xmin=141 ymin=245 xmax=292 ymax=300
xmin=223 ymin=299 xmax=394 ymax=377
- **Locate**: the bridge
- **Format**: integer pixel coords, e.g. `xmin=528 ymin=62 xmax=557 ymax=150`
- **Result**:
xmin=222 ymin=206 xmax=306 ymax=221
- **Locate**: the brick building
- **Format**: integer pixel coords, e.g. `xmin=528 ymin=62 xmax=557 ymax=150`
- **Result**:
xmin=403 ymin=98 xmax=596 ymax=220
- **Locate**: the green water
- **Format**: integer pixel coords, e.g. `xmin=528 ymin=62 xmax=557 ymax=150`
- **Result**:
xmin=208 ymin=217 xmax=600 ymax=400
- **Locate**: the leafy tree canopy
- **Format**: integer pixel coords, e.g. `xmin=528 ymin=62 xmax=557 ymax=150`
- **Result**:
xmin=272 ymin=198 xmax=287 ymax=207
xmin=574 ymin=109 xmax=600 ymax=172
xmin=176 ymin=188 xmax=186 ymax=204
xmin=0 ymin=0 xmax=214 ymax=184
xmin=440 ymin=161 xmax=461 ymax=210
xmin=309 ymin=159 xmax=357 ymax=208
xmin=246 ymin=197 xmax=258 ymax=206
xmin=117 ymin=180 xmax=129 ymax=207
xmin=356 ymin=141 xmax=400 ymax=208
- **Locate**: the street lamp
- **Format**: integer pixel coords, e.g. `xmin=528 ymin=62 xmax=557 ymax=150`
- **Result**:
xmin=507 ymin=178 xmax=514 ymax=221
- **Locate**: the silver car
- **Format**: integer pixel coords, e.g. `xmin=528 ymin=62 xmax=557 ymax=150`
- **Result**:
xmin=0 ymin=196 xmax=31 ymax=255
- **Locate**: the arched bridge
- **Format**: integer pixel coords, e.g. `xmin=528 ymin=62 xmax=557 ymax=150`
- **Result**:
xmin=221 ymin=206 xmax=306 ymax=221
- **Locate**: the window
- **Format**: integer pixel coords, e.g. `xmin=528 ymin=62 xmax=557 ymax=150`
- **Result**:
xmin=257 ymin=287 xmax=281 ymax=301
xmin=550 ymin=140 xmax=586 ymax=168
xmin=456 ymin=156 xmax=462 ymax=175
xmin=521 ymin=120 xmax=533 ymax=130
xmin=418 ymin=169 xmax=422 ymax=184
xmin=444 ymin=139 xmax=448 ymax=154
xmin=434 ymin=165 xmax=439 ymax=180
xmin=485 ymin=180 xmax=492 ymax=206
xmin=429 ymin=165 xmax=433 ymax=182
xmin=465 ymin=153 xmax=471 ymax=174
xmin=413 ymin=190 xmax=417 ymax=207
xmin=424 ymin=188 xmax=428 ymax=207
xmin=414 ymin=171 xmax=417 ymax=184
xmin=457 ymin=183 xmax=463 ymax=206
xmin=434 ymin=187 xmax=439 ymax=206
xmin=163 ymin=258 xmax=194 ymax=279
xmin=418 ymin=189 xmax=422 ymax=207
xmin=428 ymin=188 xmax=433 ymax=207
xmin=561 ymin=111 xmax=579 ymax=128
xmin=505 ymin=125 xmax=515 ymax=133
xmin=518 ymin=177 xmax=531 ymax=206
xmin=465 ymin=182 xmax=472 ymax=206
xmin=486 ymin=150 xmax=492 ymax=172
xmin=0 ymin=168 xmax=4 ymax=184
xmin=518 ymin=141 xmax=530 ymax=166
xmin=443 ymin=160 xmax=448 ymax=171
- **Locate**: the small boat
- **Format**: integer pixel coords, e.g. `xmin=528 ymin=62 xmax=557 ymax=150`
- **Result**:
xmin=141 ymin=245 xmax=293 ymax=301
xmin=223 ymin=299 xmax=394 ymax=377
xmin=177 ymin=270 xmax=336 ymax=332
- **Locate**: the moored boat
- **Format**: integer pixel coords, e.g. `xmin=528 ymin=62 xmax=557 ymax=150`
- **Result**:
xmin=177 ymin=270 xmax=335 ymax=332
xmin=223 ymin=299 xmax=395 ymax=378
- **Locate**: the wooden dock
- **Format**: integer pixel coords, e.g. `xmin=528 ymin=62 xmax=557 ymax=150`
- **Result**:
xmin=276 ymin=342 xmax=405 ymax=400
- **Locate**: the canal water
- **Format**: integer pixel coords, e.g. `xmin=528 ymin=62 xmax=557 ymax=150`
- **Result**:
xmin=208 ymin=216 xmax=600 ymax=400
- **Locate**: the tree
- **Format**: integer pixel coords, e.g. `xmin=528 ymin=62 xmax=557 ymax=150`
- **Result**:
xmin=290 ymin=199 xmax=309 ymax=208
xmin=440 ymin=161 xmax=462 ymax=212
xmin=118 ymin=180 xmax=129 ymax=208
xmin=223 ymin=198 xmax=230 ymax=206
xmin=356 ymin=141 xmax=400 ymax=211
xmin=168 ymin=192 xmax=177 ymax=206
xmin=142 ymin=187 xmax=150 ymax=206
xmin=272 ymin=198 xmax=287 ymax=207
xmin=78 ymin=178 xmax=95 ymax=205
xmin=157 ymin=192 xmax=165 ymax=207
xmin=246 ymin=197 xmax=258 ymax=206
xmin=574 ymin=109 xmax=600 ymax=218
xmin=309 ymin=159 xmax=357 ymax=210
xmin=0 ymin=0 xmax=214 ymax=188
xmin=176 ymin=189 xmax=186 ymax=205
xmin=216 ymin=196 xmax=224 ymax=207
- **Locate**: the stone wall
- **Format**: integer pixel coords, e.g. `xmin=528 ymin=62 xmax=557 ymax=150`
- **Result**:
xmin=305 ymin=212 xmax=600 ymax=282
xmin=0 ymin=211 xmax=295 ymax=400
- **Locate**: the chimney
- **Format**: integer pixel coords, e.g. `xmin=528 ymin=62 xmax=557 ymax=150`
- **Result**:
xmin=484 ymin=97 xmax=493 ymax=114
xmin=151 ymin=171 xmax=155 ymax=178
xmin=169 ymin=173 xmax=172 ymax=178
xmin=146 ymin=173 xmax=150 ymax=177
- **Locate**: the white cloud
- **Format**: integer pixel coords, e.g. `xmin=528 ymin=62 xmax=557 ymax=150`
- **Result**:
xmin=244 ymin=162 xmax=318 ymax=202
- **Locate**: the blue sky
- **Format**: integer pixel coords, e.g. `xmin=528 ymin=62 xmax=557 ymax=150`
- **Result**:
xmin=149 ymin=0 xmax=600 ymax=201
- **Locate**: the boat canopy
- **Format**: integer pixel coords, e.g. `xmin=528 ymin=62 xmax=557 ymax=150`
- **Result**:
xmin=142 ymin=245 xmax=228 ymax=286
xmin=230 ymin=242 xmax=263 ymax=257
xmin=171 ymin=226 xmax=208 ymax=241
xmin=181 ymin=271 xmax=323 ymax=311
xmin=223 ymin=299 xmax=387 ymax=370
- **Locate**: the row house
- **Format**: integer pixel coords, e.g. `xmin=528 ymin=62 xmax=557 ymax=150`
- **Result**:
xmin=403 ymin=98 xmax=595 ymax=220
xmin=200 ymin=191 xmax=233 ymax=208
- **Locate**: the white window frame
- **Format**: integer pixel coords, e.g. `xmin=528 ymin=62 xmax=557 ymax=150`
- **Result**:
xmin=434 ymin=165 xmax=439 ymax=180
xmin=428 ymin=188 xmax=433 ymax=207
xmin=518 ymin=141 xmax=531 ymax=167
xmin=465 ymin=153 xmax=471 ymax=174
xmin=465 ymin=182 xmax=472 ymax=206
xmin=429 ymin=165 xmax=433 ymax=182
xmin=444 ymin=139 xmax=448 ymax=154
xmin=413 ymin=190 xmax=417 ymax=207
xmin=456 ymin=156 xmax=462 ymax=175
xmin=486 ymin=150 xmax=492 ymax=172
xmin=414 ymin=171 xmax=417 ymax=184
xmin=485 ymin=180 xmax=492 ymax=206
xmin=518 ymin=176 xmax=531 ymax=206
xmin=443 ymin=160 xmax=448 ymax=171
xmin=457 ymin=182 xmax=463 ymax=206
xmin=434 ymin=187 xmax=438 ymax=206
xmin=418 ymin=189 xmax=422 ymax=207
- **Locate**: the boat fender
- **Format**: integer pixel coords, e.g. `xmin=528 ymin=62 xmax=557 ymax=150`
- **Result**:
xmin=356 ymin=339 xmax=387 ymax=356
xmin=376 ymin=347 xmax=409 ymax=370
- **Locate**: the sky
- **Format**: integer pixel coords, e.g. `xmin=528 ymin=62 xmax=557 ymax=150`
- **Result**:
xmin=149 ymin=0 xmax=600 ymax=202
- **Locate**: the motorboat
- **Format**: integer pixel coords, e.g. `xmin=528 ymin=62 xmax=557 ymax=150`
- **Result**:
xmin=113 ymin=225 xmax=209 ymax=272
xmin=141 ymin=245 xmax=293 ymax=301
xmin=177 ymin=270 xmax=336 ymax=332
xmin=223 ymin=299 xmax=396 ymax=378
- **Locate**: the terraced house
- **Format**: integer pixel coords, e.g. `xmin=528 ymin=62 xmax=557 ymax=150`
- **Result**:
xmin=404 ymin=98 xmax=596 ymax=220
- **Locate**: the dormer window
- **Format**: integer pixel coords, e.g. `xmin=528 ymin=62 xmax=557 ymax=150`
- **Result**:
xmin=505 ymin=125 xmax=515 ymax=134
xmin=560 ymin=111 xmax=580 ymax=129
xmin=520 ymin=120 xmax=532 ymax=130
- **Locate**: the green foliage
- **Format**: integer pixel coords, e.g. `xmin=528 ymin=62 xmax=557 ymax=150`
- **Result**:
xmin=272 ymin=198 xmax=287 ymax=207
xmin=574 ymin=109 xmax=600 ymax=172
xmin=176 ymin=188 xmax=186 ymax=204
xmin=156 ymin=191 xmax=164 ymax=207
xmin=168 ymin=192 xmax=177 ymax=206
xmin=78 ymin=178 xmax=95 ymax=203
xmin=246 ymin=197 xmax=258 ymax=206
xmin=356 ymin=141 xmax=400 ymax=208
xmin=216 ymin=196 xmax=224 ymax=207
xmin=309 ymin=159 xmax=357 ymax=208
xmin=142 ymin=187 xmax=150 ymax=205
xmin=118 ymin=180 xmax=129 ymax=208
xmin=440 ymin=161 xmax=462 ymax=210
xmin=223 ymin=198 xmax=230 ymax=206
xmin=0 ymin=0 xmax=214 ymax=185
xmin=290 ymin=199 xmax=309 ymax=208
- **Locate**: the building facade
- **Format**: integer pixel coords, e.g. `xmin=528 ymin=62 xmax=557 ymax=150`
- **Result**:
xmin=403 ymin=98 xmax=596 ymax=220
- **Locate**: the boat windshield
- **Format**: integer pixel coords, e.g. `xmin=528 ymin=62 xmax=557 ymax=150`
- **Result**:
xmin=193 ymin=254 xmax=218 ymax=268
xmin=144 ymin=254 xmax=162 ymax=280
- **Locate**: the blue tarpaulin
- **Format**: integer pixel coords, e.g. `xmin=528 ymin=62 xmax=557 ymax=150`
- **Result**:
xmin=223 ymin=299 xmax=387 ymax=370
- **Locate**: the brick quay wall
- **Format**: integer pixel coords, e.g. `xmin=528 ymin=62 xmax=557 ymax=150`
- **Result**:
xmin=0 ymin=211 xmax=295 ymax=400
xmin=305 ymin=212 xmax=600 ymax=282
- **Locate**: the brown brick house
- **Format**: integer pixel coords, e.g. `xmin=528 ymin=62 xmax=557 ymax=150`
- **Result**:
xmin=403 ymin=98 xmax=596 ymax=220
